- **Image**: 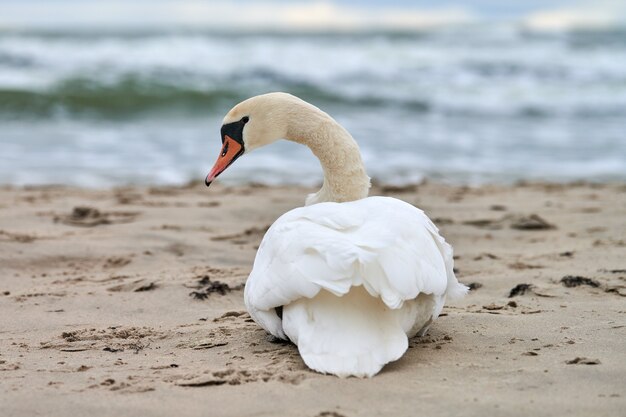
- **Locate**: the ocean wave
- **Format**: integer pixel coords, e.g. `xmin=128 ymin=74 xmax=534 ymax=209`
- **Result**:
xmin=0 ymin=72 xmax=625 ymax=119
xmin=0 ymin=29 xmax=625 ymax=120
xmin=0 ymin=28 xmax=625 ymax=186
xmin=0 ymin=78 xmax=241 ymax=118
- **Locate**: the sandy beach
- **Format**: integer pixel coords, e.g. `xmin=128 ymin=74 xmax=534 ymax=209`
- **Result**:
xmin=0 ymin=181 xmax=624 ymax=417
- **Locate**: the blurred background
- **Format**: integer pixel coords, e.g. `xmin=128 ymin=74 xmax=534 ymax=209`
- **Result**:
xmin=0 ymin=0 xmax=625 ymax=187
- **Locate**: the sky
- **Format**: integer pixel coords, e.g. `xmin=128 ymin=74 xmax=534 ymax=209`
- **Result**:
xmin=0 ymin=0 xmax=625 ymax=31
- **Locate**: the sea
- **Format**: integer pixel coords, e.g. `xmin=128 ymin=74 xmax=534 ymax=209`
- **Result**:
xmin=1 ymin=26 xmax=625 ymax=187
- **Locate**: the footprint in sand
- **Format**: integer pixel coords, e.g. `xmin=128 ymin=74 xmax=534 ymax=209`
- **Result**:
xmin=103 ymin=256 xmax=132 ymax=269
xmin=40 ymin=326 xmax=164 ymax=353
xmin=175 ymin=365 xmax=307 ymax=387
xmin=566 ymin=357 xmax=601 ymax=365
xmin=107 ymin=279 xmax=157 ymax=292
xmin=0 ymin=230 xmax=37 ymax=243
xmin=210 ymin=225 xmax=271 ymax=246
xmin=463 ymin=214 xmax=555 ymax=231
xmin=54 ymin=206 xmax=140 ymax=227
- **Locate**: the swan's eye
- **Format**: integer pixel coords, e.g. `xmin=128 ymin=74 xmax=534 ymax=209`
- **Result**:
xmin=241 ymin=116 xmax=249 ymax=124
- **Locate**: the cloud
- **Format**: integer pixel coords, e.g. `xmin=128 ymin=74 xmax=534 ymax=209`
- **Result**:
xmin=1 ymin=0 xmax=624 ymax=31
xmin=523 ymin=0 xmax=626 ymax=30
xmin=0 ymin=0 xmax=474 ymax=30
xmin=272 ymin=2 xmax=473 ymax=30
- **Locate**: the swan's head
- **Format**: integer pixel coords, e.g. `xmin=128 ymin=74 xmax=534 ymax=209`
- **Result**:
xmin=205 ymin=93 xmax=293 ymax=186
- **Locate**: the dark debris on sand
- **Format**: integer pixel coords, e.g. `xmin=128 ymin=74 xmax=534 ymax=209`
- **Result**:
xmin=189 ymin=275 xmax=243 ymax=300
xmin=508 ymin=283 xmax=533 ymax=298
xmin=510 ymin=214 xmax=555 ymax=230
xmin=561 ymin=276 xmax=600 ymax=288
xmin=133 ymin=282 xmax=157 ymax=292
xmin=315 ymin=412 xmax=347 ymax=417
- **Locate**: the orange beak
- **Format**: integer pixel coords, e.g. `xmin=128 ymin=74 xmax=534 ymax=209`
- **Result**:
xmin=205 ymin=135 xmax=244 ymax=187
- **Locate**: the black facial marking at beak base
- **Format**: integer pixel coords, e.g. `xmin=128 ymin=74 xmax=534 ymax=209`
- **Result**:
xmin=205 ymin=116 xmax=250 ymax=187
xmin=220 ymin=116 xmax=249 ymax=147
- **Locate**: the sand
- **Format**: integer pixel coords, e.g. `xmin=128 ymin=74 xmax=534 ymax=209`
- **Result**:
xmin=0 ymin=181 xmax=625 ymax=417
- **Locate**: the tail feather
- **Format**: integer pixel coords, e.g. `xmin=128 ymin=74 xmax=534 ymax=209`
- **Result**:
xmin=447 ymin=281 xmax=469 ymax=300
xmin=282 ymin=287 xmax=409 ymax=378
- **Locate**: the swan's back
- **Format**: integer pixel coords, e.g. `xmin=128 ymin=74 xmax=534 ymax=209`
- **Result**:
xmin=244 ymin=196 xmax=467 ymax=377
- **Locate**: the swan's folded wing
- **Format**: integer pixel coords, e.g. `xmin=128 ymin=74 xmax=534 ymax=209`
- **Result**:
xmin=244 ymin=197 xmax=467 ymax=339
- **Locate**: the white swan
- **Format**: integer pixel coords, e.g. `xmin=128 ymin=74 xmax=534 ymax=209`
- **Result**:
xmin=205 ymin=92 xmax=467 ymax=377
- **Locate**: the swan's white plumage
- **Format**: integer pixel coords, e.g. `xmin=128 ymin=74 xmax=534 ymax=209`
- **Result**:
xmin=244 ymin=196 xmax=467 ymax=377
xmin=282 ymin=287 xmax=408 ymax=378
xmin=210 ymin=93 xmax=467 ymax=377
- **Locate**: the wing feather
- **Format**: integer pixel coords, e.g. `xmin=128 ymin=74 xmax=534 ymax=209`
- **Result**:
xmin=244 ymin=196 xmax=467 ymax=339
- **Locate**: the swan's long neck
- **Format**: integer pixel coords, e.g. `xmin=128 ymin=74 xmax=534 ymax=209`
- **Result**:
xmin=284 ymin=102 xmax=370 ymax=205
